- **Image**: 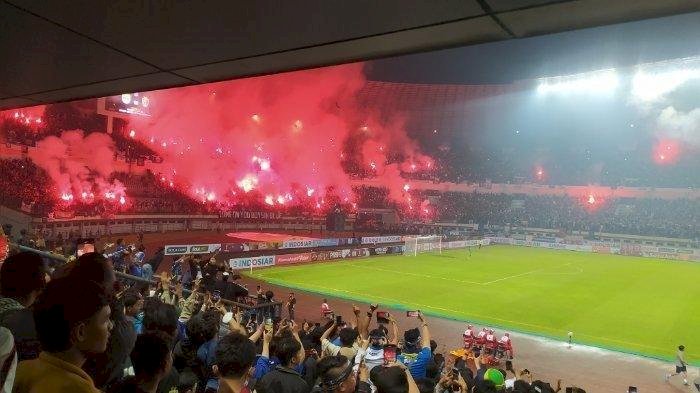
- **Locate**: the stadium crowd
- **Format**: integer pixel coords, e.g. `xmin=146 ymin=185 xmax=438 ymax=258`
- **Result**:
xmin=0 ymin=247 xmax=582 ymax=393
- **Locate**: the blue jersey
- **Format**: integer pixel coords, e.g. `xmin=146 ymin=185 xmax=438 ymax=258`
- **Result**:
xmin=397 ymin=347 xmax=432 ymax=379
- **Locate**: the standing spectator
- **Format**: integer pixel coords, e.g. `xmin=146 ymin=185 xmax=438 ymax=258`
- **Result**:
xmin=314 ymin=355 xmax=371 ymax=392
xmin=123 ymin=291 xmax=144 ymax=331
xmin=255 ymin=327 xmax=308 ymax=393
xmin=113 ymin=239 xmax=127 ymax=272
xmin=213 ymin=332 xmax=257 ymax=393
xmin=13 ymin=278 xmax=112 ymax=393
xmin=286 ymin=293 xmax=297 ymax=321
xmin=397 ymin=313 xmax=432 ymax=379
xmin=0 ymin=251 xmax=48 ymax=361
xmin=108 ymin=332 xmax=173 ymax=393
xmin=135 ymin=246 xmax=151 ymax=281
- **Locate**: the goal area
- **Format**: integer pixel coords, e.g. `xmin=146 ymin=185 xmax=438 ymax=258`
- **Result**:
xmin=404 ymin=235 xmax=442 ymax=256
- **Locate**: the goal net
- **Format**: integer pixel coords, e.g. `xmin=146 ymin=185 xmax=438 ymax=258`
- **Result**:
xmin=404 ymin=235 xmax=442 ymax=256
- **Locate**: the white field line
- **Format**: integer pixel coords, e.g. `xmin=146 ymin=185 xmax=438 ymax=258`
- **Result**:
xmin=348 ymin=261 xmax=579 ymax=286
xmin=255 ymin=277 xmax=672 ymax=355
xmin=346 ymin=263 xmax=484 ymax=285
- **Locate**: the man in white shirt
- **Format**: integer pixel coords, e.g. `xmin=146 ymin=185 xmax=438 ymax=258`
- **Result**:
xmin=666 ymin=345 xmax=689 ymax=385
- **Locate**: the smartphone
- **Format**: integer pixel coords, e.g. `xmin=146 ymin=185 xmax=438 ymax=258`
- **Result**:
xmin=265 ymin=317 xmax=273 ymax=333
xmin=450 ymin=367 xmax=459 ymax=379
xmin=335 ymin=315 xmax=343 ymax=325
xmin=376 ymin=311 xmax=390 ymax=324
xmin=383 ymin=344 xmax=397 ymax=365
xmin=212 ymin=290 xmax=221 ymax=303
xmin=406 ymin=310 xmax=421 ymax=318
xmin=628 ymin=387 xmax=637 ymax=393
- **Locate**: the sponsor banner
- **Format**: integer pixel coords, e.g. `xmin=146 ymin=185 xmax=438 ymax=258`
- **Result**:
xmin=229 ymin=255 xmax=276 ymax=270
xmin=219 ymin=211 xmax=283 ymax=220
xmin=248 ymin=242 xmax=280 ymax=251
xmin=361 ymin=236 xmax=402 ymax=244
xmin=221 ymin=243 xmax=248 ymax=252
xmin=276 ymin=253 xmax=314 ymax=265
xmin=280 ymin=238 xmax=340 ymax=249
xmin=165 ymin=243 xmax=221 ymax=255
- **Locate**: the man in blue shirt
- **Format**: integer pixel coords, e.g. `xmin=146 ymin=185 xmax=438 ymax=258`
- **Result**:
xmin=397 ymin=312 xmax=432 ymax=379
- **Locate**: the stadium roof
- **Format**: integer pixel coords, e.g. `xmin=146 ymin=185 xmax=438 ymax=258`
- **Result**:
xmin=1 ymin=0 xmax=699 ymax=110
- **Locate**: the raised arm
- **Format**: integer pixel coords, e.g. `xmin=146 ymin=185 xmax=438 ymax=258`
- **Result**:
xmin=418 ymin=312 xmax=431 ymax=349
xmin=290 ymin=320 xmax=305 ymax=364
xmin=321 ymin=321 xmax=337 ymax=342
xmin=388 ymin=315 xmax=399 ymax=345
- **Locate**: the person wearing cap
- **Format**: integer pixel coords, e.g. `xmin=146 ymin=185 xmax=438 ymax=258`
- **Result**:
xmin=397 ymin=312 xmax=431 ymax=379
xmin=666 ymin=344 xmax=690 ymax=385
xmin=313 ymin=355 xmax=371 ymax=393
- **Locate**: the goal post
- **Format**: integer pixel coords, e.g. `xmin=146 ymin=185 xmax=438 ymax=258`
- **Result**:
xmin=404 ymin=235 xmax=442 ymax=256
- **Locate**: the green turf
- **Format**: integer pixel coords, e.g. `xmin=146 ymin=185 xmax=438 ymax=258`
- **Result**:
xmin=252 ymin=245 xmax=700 ymax=363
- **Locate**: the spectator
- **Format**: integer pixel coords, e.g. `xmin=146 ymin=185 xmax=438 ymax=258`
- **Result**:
xmin=397 ymin=313 xmax=432 ymax=379
xmin=109 ymin=332 xmax=173 ymax=393
xmin=0 ymin=251 xmax=48 ymax=361
xmin=369 ymin=363 xmax=420 ymax=393
xmin=314 ymin=354 xmax=371 ymax=392
xmin=0 ymin=327 xmax=17 ymax=393
xmin=321 ymin=323 xmax=359 ymax=359
xmin=14 ymin=278 xmax=112 ymax=393
xmin=255 ymin=327 xmax=308 ymax=393
xmin=141 ymin=299 xmax=180 ymax=393
xmin=122 ymin=291 xmax=144 ymax=331
xmin=213 ymin=332 xmax=257 ymax=393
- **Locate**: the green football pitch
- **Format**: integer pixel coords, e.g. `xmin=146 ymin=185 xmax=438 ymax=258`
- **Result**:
xmin=252 ymin=245 xmax=700 ymax=363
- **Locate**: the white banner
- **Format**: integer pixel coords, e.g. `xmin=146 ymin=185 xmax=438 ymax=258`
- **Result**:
xmin=164 ymin=243 xmax=221 ymax=255
xmin=229 ymin=255 xmax=276 ymax=270
xmin=361 ymin=235 xmax=402 ymax=244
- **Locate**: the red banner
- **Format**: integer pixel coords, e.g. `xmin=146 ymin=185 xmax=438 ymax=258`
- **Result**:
xmin=276 ymin=253 xmax=314 ymax=266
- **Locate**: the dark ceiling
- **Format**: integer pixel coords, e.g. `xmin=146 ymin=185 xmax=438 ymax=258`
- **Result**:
xmin=1 ymin=0 xmax=699 ymax=110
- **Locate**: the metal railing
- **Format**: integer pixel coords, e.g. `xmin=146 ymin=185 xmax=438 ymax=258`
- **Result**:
xmin=10 ymin=243 xmax=282 ymax=313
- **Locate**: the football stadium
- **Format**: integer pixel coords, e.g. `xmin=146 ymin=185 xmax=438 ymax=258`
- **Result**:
xmin=2 ymin=3 xmax=700 ymax=393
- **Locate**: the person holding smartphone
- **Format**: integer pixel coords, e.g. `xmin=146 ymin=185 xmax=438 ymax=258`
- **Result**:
xmin=397 ymin=312 xmax=432 ymax=379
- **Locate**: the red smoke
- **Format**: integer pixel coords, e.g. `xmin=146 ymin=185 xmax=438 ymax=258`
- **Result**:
xmin=129 ymin=63 xmax=432 ymax=210
xmin=28 ymin=130 xmax=126 ymax=207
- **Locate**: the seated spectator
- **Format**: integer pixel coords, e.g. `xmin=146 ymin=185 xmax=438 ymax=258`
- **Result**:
xmin=313 ymin=354 xmax=370 ymax=392
xmin=14 ymin=278 xmax=112 ymax=393
xmin=213 ymin=332 xmax=257 ymax=393
xmin=0 ymin=251 xmax=48 ymax=361
xmin=255 ymin=329 xmax=308 ymax=393
xmin=108 ymin=332 xmax=173 ymax=393
xmin=397 ymin=313 xmax=432 ymax=379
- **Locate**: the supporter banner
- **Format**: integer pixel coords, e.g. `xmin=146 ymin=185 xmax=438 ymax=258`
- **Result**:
xmin=276 ymin=253 xmax=314 ymax=265
xmin=361 ymin=236 xmax=402 ymax=244
xmin=280 ymin=238 xmax=340 ymax=249
xmin=229 ymin=255 xmax=276 ymax=270
xmin=219 ymin=211 xmax=283 ymax=220
xmin=164 ymin=243 xmax=221 ymax=255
